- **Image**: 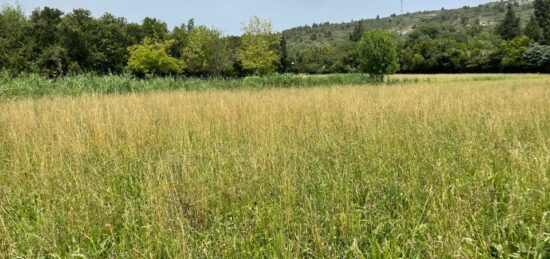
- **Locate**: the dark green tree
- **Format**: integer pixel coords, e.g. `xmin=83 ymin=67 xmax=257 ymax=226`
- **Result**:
xmin=349 ymin=21 xmax=365 ymax=42
xmin=29 ymin=7 xmax=64 ymax=53
xmin=59 ymin=9 xmax=96 ymax=72
xmin=407 ymin=23 xmax=442 ymax=42
xmin=522 ymin=44 xmax=550 ymax=72
xmin=0 ymin=4 xmax=30 ymax=74
xmin=534 ymin=0 xmax=550 ymax=44
xmin=278 ymin=34 xmax=290 ymax=73
xmin=496 ymin=4 xmax=521 ymax=40
xmin=310 ymin=33 xmax=317 ymax=41
xmin=337 ymin=44 xmax=359 ymax=73
xmin=29 ymin=7 xmax=66 ymax=74
xmin=525 ymin=15 xmax=544 ymax=42
xmin=168 ymin=24 xmax=189 ymax=58
xmin=37 ymin=45 xmax=71 ymax=77
xmin=141 ymin=17 xmax=168 ymax=41
xmin=92 ymin=14 xmax=135 ymax=74
xmin=126 ymin=22 xmax=145 ymax=44
xmin=224 ymin=36 xmax=245 ymax=77
xmin=296 ymin=45 xmax=336 ymax=74
xmin=186 ymin=18 xmax=195 ymax=33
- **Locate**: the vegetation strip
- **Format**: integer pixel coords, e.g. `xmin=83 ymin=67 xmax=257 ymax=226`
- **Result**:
xmin=0 ymin=73 xmax=538 ymax=99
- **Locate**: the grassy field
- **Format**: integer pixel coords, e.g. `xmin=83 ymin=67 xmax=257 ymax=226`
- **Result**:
xmin=0 ymin=74 xmax=549 ymax=257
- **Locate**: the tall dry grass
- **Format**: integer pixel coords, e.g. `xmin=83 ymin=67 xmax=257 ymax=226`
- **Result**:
xmin=0 ymin=75 xmax=549 ymax=257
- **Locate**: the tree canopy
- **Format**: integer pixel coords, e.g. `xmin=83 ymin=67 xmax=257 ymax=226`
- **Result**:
xmin=238 ymin=16 xmax=281 ymax=75
xmin=496 ymin=4 xmax=521 ymax=40
xmin=127 ymin=38 xmax=183 ymax=76
xmin=534 ymin=0 xmax=550 ymax=44
xmin=181 ymin=26 xmax=233 ymax=76
xmin=357 ymin=30 xmax=399 ymax=80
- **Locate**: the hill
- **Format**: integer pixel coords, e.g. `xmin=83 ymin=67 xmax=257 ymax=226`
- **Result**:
xmin=283 ymin=0 xmax=535 ymax=50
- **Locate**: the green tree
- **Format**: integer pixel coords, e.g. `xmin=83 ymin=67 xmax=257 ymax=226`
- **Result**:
xmin=29 ymin=7 xmax=64 ymax=51
xmin=187 ymin=18 xmax=195 ymax=33
xmin=496 ymin=3 xmax=521 ymax=40
xmin=349 ymin=21 xmax=365 ymax=42
xmin=29 ymin=7 xmax=69 ymax=75
xmin=0 ymin=4 xmax=30 ymax=74
xmin=524 ymin=15 xmax=544 ymax=43
xmin=522 ymin=44 xmax=550 ymax=72
xmin=357 ymin=30 xmax=399 ymax=80
xmin=238 ymin=16 xmax=281 ymax=75
xmin=127 ymin=38 xmax=183 ymax=76
xmin=407 ymin=23 xmax=442 ymax=42
xmin=224 ymin=36 xmax=245 ymax=77
xmin=181 ymin=26 xmax=218 ymax=75
xmin=330 ymin=41 xmax=359 ymax=73
xmin=181 ymin=26 xmax=232 ymax=76
xmin=59 ymin=9 xmax=96 ymax=72
xmin=296 ymin=45 xmax=336 ymax=74
xmin=534 ymin=0 xmax=550 ymax=44
xmin=278 ymin=34 xmax=290 ymax=73
xmin=29 ymin=7 xmax=65 ymax=74
xmin=126 ymin=22 xmax=145 ymax=45
xmin=497 ymin=35 xmax=530 ymax=72
xmin=37 ymin=45 xmax=71 ymax=78
xmin=207 ymin=38 xmax=234 ymax=77
xmin=141 ymin=17 xmax=168 ymax=41
xmin=92 ymin=14 xmax=135 ymax=74
xmin=168 ymin=23 xmax=189 ymax=58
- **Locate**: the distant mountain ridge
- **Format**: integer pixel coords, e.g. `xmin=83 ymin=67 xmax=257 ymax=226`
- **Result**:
xmin=283 ymin=0 xmax=535 ymax=49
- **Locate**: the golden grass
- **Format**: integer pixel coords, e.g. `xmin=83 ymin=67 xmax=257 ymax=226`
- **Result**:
xmin=0 ymin=75 xmax=549 ymax=257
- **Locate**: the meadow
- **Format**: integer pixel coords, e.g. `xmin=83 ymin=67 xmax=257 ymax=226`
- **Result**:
xmin=0 ymin=74 xmax=549 ymax=257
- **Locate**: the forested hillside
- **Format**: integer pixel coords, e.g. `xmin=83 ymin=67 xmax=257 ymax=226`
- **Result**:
xmin=284 ymin=1 xmax=535 ymax=49
xmin=282 ymin=0 xmax=550 ymax=74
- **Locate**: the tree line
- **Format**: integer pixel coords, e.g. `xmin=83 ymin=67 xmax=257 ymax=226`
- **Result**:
xmin=1 ymin=1 xmax=550 ymax=79
xmin=0 ymin=5 xmax=285 ymax=78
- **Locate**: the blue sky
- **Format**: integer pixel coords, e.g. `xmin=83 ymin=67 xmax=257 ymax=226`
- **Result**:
xmin=2 ymin=0 xmax=492 ymax=35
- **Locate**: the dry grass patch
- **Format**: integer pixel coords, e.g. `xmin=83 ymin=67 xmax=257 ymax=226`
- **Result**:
xmin=0 ymin=75 xmax=549 ymax=257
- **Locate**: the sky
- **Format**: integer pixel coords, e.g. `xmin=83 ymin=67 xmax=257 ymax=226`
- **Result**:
xmin=2 ymin=0 xmax=493 ymax=35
